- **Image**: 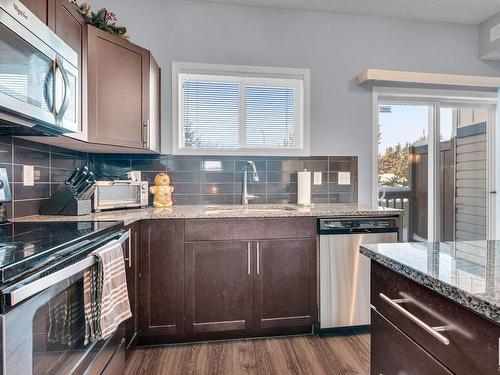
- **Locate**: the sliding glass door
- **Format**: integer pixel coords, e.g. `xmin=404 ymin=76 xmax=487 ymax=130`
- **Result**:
xmin=376 ymin=93 xmax=495 ymax=243
xmin=378 ymin=104 xmax=431 ymax=242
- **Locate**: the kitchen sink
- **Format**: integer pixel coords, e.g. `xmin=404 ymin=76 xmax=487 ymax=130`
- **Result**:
xmin=203 ymin=205 xmax=299 ymax=214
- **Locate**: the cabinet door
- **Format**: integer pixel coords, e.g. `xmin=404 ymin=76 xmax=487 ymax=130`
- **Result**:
xmin=185 ymin=241 xmax=253 ymax=338
xmin=371 ymin=309 xmax=453 ymax=375
xmin=254 ymin=239 xmax=317 ymax=331
xmin=20 ymin=0 xmax=49 ymax=24
xmin=140 ymin=220 xmax=184 ymax=341
xmin=87 ymin=26 xmax=148 ymax=149
xmin=123 ymin=223 xmax=139 ymax=360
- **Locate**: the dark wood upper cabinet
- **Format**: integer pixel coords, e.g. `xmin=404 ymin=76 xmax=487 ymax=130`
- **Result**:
xmin=139 ymin=220 xmax=184 ymax=343
xmin=123 ymin=223 xmax=139 ymax=361
xmin=18 ymin=5 xmax=161 ymax=153
xmin=254 ymin=239 xmax=317 ymax=331
xmin=87 ymin=25 xmax=160 ymax=152
xmin=185 ymin=241 xmax=253 ymax=338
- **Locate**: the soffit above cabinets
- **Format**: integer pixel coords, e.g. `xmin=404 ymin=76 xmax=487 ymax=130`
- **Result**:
xmin=357 ymin=69 xmax=500 ymax=89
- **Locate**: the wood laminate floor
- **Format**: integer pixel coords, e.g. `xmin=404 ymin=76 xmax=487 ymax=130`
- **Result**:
xmin=125 ymin=333 xmax=369 ymax=375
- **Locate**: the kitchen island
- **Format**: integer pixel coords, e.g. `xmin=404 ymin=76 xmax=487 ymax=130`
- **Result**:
xmin=361 ymin=241 xmax=500 ymax=375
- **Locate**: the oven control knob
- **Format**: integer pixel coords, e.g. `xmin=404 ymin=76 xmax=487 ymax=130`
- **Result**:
xmin=142 ymin=184 xmax=147 ymax=191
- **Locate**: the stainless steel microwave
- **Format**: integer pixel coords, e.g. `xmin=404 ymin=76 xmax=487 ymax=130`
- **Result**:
xmin=93 ymin=180 xmax=149 ymax=212
xmin=0 ymin=0 xmax=79 ymax=135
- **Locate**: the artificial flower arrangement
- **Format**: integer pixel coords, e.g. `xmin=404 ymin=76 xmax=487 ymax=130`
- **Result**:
xmin=69 ymin=0 xmax=128 ymax=39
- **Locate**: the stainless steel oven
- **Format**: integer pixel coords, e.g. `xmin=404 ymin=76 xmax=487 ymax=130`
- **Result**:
xmin=0 ymin=0 xmax=79 ymax=135
xmin=1 ymin=229 xmax=129 ymax=375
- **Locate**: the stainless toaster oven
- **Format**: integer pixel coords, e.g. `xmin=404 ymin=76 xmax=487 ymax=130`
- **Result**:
xmin=93 ymin=180 xmax=148 ymax=212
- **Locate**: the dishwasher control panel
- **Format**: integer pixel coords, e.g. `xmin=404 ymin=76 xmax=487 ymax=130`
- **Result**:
xmin=317 ymin=217 xmax=399 ymax=234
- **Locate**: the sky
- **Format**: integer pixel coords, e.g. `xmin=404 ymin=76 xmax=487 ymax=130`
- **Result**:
xmin=378 ymin=105 xmax=453 ymax=153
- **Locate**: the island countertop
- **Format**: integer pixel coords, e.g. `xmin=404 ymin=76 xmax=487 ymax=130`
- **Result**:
xmin=16 ymin=203 xmax=401 ymax=226
xmin=360 ymin=241 xmax=500 ymax=323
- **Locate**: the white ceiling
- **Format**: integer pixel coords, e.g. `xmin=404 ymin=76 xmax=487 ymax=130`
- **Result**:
xmin=196 ymin=0 xmax=500 ymax=24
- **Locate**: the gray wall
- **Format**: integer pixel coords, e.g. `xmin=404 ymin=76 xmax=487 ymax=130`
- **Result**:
xmin=480 ymin=11 xmax=500 ymax=60
xmin=90 ymin=0 xmax=500 ymax=204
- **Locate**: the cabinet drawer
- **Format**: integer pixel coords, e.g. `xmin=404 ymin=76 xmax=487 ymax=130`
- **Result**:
xmin=185 ymin=218 xmax=316 ymax=241
xmin=371 ymin=309 xmax=452 ymax=375
xmin=371 ymin=261 xmax=500 ymax=375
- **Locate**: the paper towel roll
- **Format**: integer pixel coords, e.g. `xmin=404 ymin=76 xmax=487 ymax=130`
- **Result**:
xmin=297 ymin=170 xmax=311 ymax=205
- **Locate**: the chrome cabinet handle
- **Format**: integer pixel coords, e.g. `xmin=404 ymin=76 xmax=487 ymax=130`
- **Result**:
xmin=247 ymin=242 xmax=251 ymax=275
xmin=379 ymin=293 xmax=450 ymax=345
xmin=54 ymin=56 xmax=70 ymax=123
xmin=125 ymin=228 xmax=132 ymax=268
xmin=143 ymin=120 xmax=150 ymax=147
xmin=256 ymin=242 xmax=260 ymax=275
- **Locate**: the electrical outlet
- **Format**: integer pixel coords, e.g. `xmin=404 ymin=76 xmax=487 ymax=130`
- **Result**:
xmin=338 ymin=172 xmax=351 ymax=185
xmin=313 ymin=172 xmax=322 ymax=185
xmin=23 ymin=165 xmax=34 ymax=186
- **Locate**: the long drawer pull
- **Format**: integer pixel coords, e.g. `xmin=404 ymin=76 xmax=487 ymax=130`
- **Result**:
xmin=247 ymin=242 xmax=251 ymax=275
xmin=379 ymin=293 xmax=450 ymax=345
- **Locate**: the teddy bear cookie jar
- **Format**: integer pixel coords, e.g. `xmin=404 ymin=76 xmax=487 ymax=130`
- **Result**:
xmin=149 ymin=172 xmax=174 ymax=208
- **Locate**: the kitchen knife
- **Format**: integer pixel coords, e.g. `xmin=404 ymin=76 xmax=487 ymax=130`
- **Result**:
xmin=71 ymin=170 xmax=88 ymax=192
xmin=79 ymin=180 xmax=96 ymax=200
xmin=75 ymin=179 xmax=92 ymax=197
xmin=77 ymin=174 xmax=96 ymax=199
xmin=71 ymin=166 xmax=88 ymax=186
xmin=81 ymin=185 xmax=96 ymax=200
xmin=65 ymin=168 xmax=80 ymax=185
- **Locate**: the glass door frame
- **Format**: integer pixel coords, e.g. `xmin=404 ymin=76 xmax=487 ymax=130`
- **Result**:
xmin=372 ymin=87 xmax=498 ymax=242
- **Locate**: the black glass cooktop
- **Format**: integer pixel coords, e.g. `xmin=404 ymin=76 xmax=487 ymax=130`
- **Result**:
xmin=0 ymin=221 xmax=122 ymax=283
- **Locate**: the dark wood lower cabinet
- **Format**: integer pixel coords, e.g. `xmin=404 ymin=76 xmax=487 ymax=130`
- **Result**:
xmin=136 ymin=218 xmax=317 ymax=346
xmin=139 ymin=220 xmax=185 ymax=344
xmin=185 ymin=241 xmax=253 ymax=338
xmin=371 ymin=261 xmax=500 ymax=374
xmin=371 ymin=309 xmax=453 ymax=375
xmin=254 ymin=239 xmax=317 ymax=331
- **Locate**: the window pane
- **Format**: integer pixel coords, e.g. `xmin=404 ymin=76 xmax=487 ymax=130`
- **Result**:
xmin=245 ymin=85 xmax=295 ymax=147
xmin=378 ymin=104 xmax=431 ymax=242
xmin=439 ymin=107 xmax=488 ymax=242
xmin=183 ymin=80 xmax=239 ymax=148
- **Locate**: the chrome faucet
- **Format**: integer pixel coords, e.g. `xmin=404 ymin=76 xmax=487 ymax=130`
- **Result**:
xmin=242 ymin=161 xmax=259 ymax=205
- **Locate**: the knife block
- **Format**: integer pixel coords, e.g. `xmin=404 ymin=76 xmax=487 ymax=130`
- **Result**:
xmin=40 ymin=184 xmax=91 ymax=216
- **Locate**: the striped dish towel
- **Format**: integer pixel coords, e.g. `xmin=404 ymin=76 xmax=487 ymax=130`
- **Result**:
xmin=83 ymin=238 xmax=131 ymax=344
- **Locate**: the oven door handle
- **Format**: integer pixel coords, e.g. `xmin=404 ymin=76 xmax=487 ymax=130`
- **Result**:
xmin=4 ymin=231 xmax=129 ymax=307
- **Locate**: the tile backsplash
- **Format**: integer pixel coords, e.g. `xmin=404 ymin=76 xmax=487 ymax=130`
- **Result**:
xmin=0 ymin=137 xmax=88 ymax=218
xmin=0 ymin=136 xmax=358 ymax=218
xmin=90 ymin=154 xmax=358 ymax=206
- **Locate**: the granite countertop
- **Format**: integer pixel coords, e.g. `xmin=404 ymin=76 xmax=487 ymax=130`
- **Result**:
xmin=360 ymin=241 xmax=500 ymax=323
xmin=16 ymin=203 xmax=401 ymax=226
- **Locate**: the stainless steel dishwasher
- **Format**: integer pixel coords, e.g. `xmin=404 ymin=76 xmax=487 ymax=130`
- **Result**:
xmin=318 ymin=217 xmax=399 ymax=331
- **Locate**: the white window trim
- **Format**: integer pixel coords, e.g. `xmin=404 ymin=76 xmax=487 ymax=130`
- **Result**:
xmin=372 ymin=86 xmax=498 ymax=241
xmin=172 ymin=61 xmax=310 ymax=156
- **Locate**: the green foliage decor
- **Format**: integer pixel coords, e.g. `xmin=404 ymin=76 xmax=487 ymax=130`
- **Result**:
xmin=69 ymin=0 xmax=128 ymax=39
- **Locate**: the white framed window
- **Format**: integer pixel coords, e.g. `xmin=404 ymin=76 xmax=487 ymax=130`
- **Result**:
xmin=172 ymin=62 xmax=310 ymax=155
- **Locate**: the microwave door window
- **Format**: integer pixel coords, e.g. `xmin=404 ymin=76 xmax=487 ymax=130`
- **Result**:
xmin=0 ymin=23 xmax=54 ymax=115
